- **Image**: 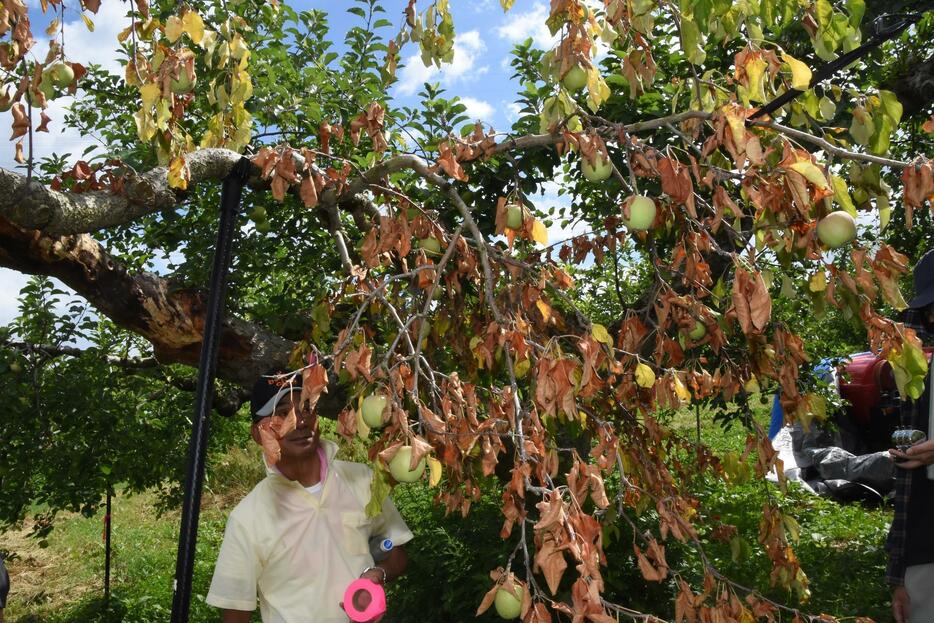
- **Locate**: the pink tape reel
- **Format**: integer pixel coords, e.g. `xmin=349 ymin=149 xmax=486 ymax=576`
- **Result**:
xmin=343 ymin=578 xmax=386 ymax=623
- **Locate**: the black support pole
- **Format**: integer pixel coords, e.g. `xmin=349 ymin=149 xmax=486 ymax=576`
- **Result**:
xmin=104 ymin=488 xmax=112 ymax=605
xmin=170 ymin=157 xmax=252 ymax=623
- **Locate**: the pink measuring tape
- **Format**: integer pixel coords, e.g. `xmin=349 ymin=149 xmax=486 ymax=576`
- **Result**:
xmin=342 ymin=578 xmax=386 ymax=622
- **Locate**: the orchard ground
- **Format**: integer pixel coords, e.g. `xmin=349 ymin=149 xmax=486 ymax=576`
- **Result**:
xmin=1 ymin=399 xmax=894 ymax=623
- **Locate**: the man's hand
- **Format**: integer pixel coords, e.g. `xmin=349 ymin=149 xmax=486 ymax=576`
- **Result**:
xmin=893 ymin=585 xmax=910 ymax=623
xmin=891 ymin=439 xmax=934 ymax=470
xmin=359 ymin=567 xmax=386 ymax=585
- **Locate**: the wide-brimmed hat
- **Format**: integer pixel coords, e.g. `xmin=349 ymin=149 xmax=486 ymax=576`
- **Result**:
xmin=250 ymin=369 xmax=302 ymax=422
xmin=908 ymin=249 xmax=934 ymax=310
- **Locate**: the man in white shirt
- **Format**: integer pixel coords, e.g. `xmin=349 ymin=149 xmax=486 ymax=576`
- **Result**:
xmin=207 ymin=369 xmax=412 ymax=623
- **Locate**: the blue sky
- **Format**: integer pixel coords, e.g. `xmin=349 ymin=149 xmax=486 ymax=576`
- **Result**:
xmin=0 ymin=1 xmax=579 ymax=326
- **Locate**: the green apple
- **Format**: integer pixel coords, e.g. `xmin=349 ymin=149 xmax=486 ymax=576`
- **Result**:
xmin=9 ymin=360 xmax=22 ymax=374
xmin=388 ymin=446 xmax=426 ymax=483
xmin=622 ymin=195 xmax=656 ymax=230
xmin=816 ymin=211 xmax=856 ymax=248
xmin=562 ymin=65 xmax=588 ymax=92
xmin=50 ymin=63 xmax=74 ymax=88
xmin=687 ymin=321 xmax=706 ymax=340
xmin=493 ymin=584 xmax=524 ymax=619
xmin=581 ymin=154 xmax=612 ymax=182
xmin=248 ymin=206 xmax=266 ymax=222
xmin=170 ymin=69 xmax=196 ymax=94
xmin=506 ymin=204 xmax=524 ymax=230
xmin=255 ymin=220 xmax=271 ymax=233
xmin=361 ymin=394 xmax=387 ymax=429
xmin=418 ymin=237 xmax=442 ymax=255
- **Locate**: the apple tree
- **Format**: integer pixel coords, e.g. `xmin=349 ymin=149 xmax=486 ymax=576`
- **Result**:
xmin=0 ymin=0 xmax=933 ymax=621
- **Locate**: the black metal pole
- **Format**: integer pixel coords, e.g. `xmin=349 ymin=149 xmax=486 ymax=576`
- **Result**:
xmin=170 ymin=157 xmax=251 ymax=623
xmin=748 ymin=12 xmax=921 ymax=123
xmin=104 ymin=488 xmax=111 ymax=605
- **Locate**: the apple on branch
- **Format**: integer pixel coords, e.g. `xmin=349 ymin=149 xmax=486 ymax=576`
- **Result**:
xmin=581 ymin=152 xmax=613 ymax=182
xmin=622 ymin=195 xmax=656 ymax=231
xmin=418 ymin=237 xmax=442 ymax=255
xmin=816 ymin=211 xmax=856 ymax=248
xmin=361 ymin=393 xmax=388 ymax=429
xmin=493 ymin=584 xmax=524 ymax=619
xmin=561 ymin=65 xmax=588 ymax=93
xmin=388 ymin=446 xmax=426 ymax=483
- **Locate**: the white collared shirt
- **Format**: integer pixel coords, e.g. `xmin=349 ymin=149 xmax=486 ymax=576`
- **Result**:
xmin=206 ymin=439 xmax=413 ymax=622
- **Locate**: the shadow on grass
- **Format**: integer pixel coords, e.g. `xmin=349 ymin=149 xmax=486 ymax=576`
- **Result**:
xmin=14 ymin=596 xmax=127 ymax=623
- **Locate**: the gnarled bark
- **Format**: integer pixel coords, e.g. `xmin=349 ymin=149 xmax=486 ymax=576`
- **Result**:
xmin=0 ymin=215 xmax=292 ymax=387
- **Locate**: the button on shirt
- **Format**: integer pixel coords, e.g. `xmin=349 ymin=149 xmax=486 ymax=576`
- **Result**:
xmin=206 ymin=439 xmax=413 ymax=622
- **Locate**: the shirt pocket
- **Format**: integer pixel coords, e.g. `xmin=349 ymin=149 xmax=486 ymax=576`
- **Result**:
xmin=341 ymin=511 xmax=373 ymax=557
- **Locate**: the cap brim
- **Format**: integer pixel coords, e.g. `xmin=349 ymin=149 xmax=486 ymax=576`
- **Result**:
xmin=254 ymin=386 xmax=302 ymax=418
xmin=908 ymin=287 xmax=934 ymax=310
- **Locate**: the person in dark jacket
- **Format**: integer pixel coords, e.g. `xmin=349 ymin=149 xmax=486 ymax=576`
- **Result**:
xmin=887 ymin=249 xmax=934 ymax=623
xmin=1 ymin=555 xmax=9 ymax=622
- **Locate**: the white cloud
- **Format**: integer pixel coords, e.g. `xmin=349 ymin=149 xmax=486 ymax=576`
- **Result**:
xmin=395 ymin=30 xmax=490 ymax=96
xmin=496 ymin=3 xmax=557 ymax=50
xmin=459 ymin=97 xmax=494 ymax=123
xmin=504 ymin=101 xmax=524 ymax=123
xmin=0 ymin=268 xmax=29 ymax=326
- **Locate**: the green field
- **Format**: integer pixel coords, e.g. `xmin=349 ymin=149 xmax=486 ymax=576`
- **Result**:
xmin=2 ymin=408 xmax=895 ymax=622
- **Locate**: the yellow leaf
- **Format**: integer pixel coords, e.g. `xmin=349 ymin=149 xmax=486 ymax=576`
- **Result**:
xmin=831 ymin=175 xmax=857 ymax=217
xmin=165 ymin=15 xmax=183 ymax=43
xmin=635 ymin=362 xmax=655 ymax=388
xmin=788 ymin=161 xmax=829 ymax=189
xmin=535 ymin=298 xmax=552 ymax=324
xmin=81 ymin=13 xmax=94 ymax=32
xmin=428 ymin=457 xmax=442 ymax=487
xmin=744 ymin=56 xmax=768 ymax=103
xmin=167 ymin=155 xmax=190 ymax=190
xmin=808 ymin=271 xmax=826 ymax=292
xmin=530 ymin=219 xmax=548 ymax=245
xmin=781 ymin=53 xmax=812 ymax=90
xmin=182 ymin=10 xmax=205 ymax=44
xmin=673 ymin=375 xmax=691 ymax=402
xmin=591 ymin=323 xmax=612 ymax=346
xmin=139 ymin=83 xmax=161 ymax=107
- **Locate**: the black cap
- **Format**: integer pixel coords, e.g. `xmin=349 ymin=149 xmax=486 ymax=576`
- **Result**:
xmin=250 ymin=369 xmax=302 ymax=422
xmin=908 ymin=250 xmax=934 ymax=310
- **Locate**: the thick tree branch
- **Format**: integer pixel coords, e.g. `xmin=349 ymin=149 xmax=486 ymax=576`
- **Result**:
xmin=0 ymin=215 xmax=293 ymax=387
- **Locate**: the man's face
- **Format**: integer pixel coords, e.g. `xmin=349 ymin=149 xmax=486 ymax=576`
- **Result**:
xmin=255 ymin=391 xmax=320 ymax=462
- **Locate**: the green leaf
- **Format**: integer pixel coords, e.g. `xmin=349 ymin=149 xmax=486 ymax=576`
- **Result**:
xmin=878 ymin=90 xmax=903 ymax=126
xmin=366 ymin=465 xmax=392 ymax=518
xmin=680 ymin=19 xmax=706 ymax=65
xmin=846 ymin=0 xmax=865 ymax=28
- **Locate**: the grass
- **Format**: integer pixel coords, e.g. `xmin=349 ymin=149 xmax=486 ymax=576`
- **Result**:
xmin=1 ymin=406 xmax=896 ymax=622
